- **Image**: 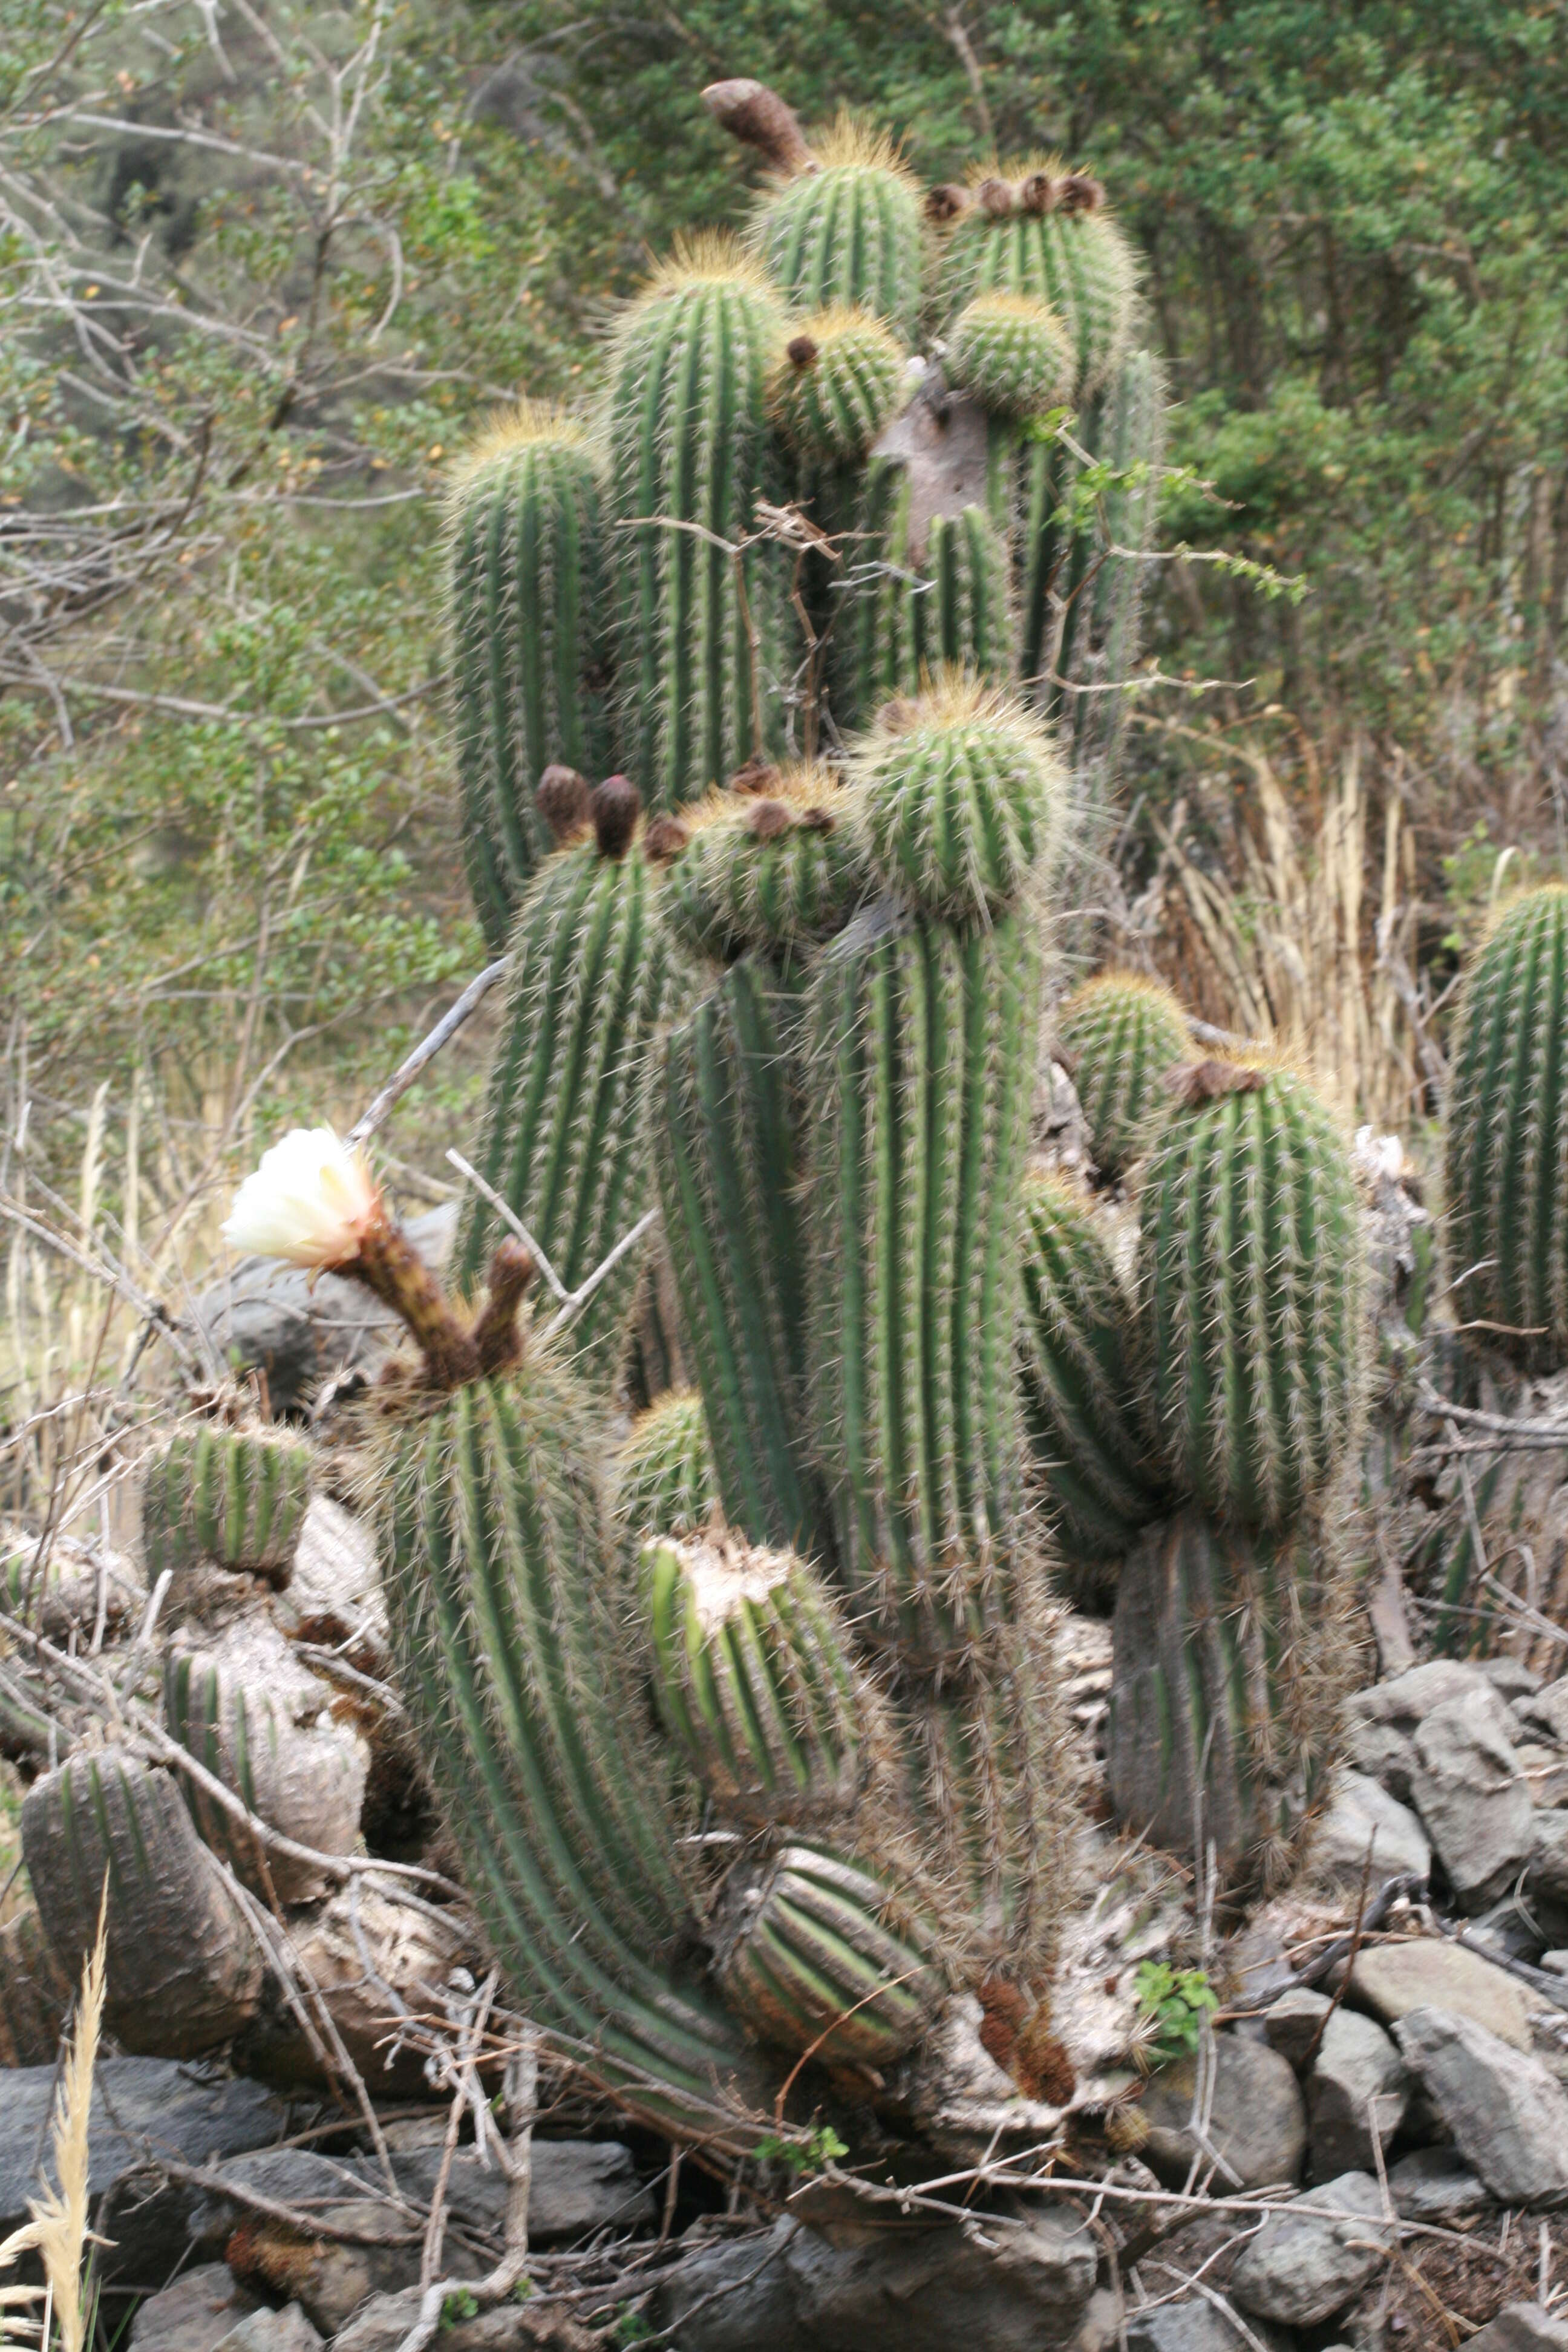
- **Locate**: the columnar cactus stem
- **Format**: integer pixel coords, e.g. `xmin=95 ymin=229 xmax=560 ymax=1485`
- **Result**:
xmin=1056 ymin=969 xmax=1190 ymax=1180
xmin=750 ymin=115 xmax=926 ymax=336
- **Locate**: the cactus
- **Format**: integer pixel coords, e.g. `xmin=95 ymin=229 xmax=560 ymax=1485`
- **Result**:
xmin=644 ymin=1533 xmax=872 ymax=1829
xmin=771 ymin=307 xmax=906 ymax=462
xmin=1056 ymin=969 xmax=1189 ymax=1179
xmin=1443 ymin=884 xmax=1568 ymax=1367
xmin=933 ymin=164 xmax=1137 ymax=400
xmin=1106 ymin=1507 xmax=1353 ymax=1892
xmin=1054 ymin=346 xmax=1168 ymax=780
xmin=808 ymin=895 xmax=1043 ymax=1664
xmin=22 ymin=1749 xmax=263 ymax=2056
xmin=844 ymin=476 xmax=1015 ymax=722
xmin=658 ymin=766 xmax=869 ymax=969
xmin=854 ymin=671 xmax=1064 ymax=926
xmin=1140 ymin=1060 xmax=1363 ymax=1534
xmin=453 ymin=779 xmax=681 ymax=1384
xmin=945 ymin=292 xmax=1074 ymax=421
xmin=752 ymin=115 xmax=925 ymax=336
xmin=1018 ymin=1167 xmax=1166 ymax=1587
xmin=651 ymin=958 xmax=828 ymax=1557
xmin=376 ymin=1351 xmax=753 ymax=2119
xmin=446 ymin=407 xmax=609 ymax=953
xmin=140 ymin=1427 xmax=312 ymax=1582
xmin=714 ymin=1844 xmax=946 ymax=2065
xmin=606 ymin=240 xmax=789 ymax=810
xmin=611 ymin=1390 xmax=717 ymax=1563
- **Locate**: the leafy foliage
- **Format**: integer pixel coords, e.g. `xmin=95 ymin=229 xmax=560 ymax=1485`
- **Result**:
xmin=1134 ymin=1958 xmax=1220 ymax=2065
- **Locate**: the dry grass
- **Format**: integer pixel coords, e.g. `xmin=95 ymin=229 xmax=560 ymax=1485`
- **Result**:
xmin=0 ymin=1907 xmax=108 ymax=2352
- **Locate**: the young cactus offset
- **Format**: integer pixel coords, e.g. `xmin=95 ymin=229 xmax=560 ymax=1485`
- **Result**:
xmin=932 ymin=163 xmax=1137 ymax=399
xmin=1056 ymin=970 xmax=1190 ymax=1180
xmin=140 ymin=1427 xmax=312 ymax=1582
xmin=454 ymin=776 xmax=682 ymax=1386
xmin=771 ymin=308 xmax=906 ymax=462
xmin=749 ymin=113 xmax=926 ymax=336
xmin=446 ymin=406 xmax=609 ymax=952
xmin=644 ymin=1532 xmax=874 ymax=1829
xmin=1140 ymin=1059 xmax=1363 ymax=1533
xmin=611 ymin=1390 xmax=718 ymax=1565
xmin=945 ymin=292 xmax=1074 ymax=420
xmin=606 ymin=240 xmax=789 ymax=809
xmin=1443 ymin=884 xmax=1568 ymax=1367
xmin=1019 ymin=1168 xmax=1166 ymax=1592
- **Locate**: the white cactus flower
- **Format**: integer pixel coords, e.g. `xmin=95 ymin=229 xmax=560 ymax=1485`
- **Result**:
xmin=222 ymin=1126 xmax=382 ymax=1269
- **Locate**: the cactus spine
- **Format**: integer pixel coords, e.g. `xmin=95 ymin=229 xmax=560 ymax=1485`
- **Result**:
xmin=645 ymin=1534 xmax=871 ymax=1828
xmin=753 ymin=118 xmax=925 ymax=336
xmin=1443 ymin=884 xmax=1568 ymax=1365
xmin=140 ymin=1428 xmax=311 ymax=1581
xmin=454 ymin=783 xmax=680 ymax=1383
xmin=1140 ymin=1062 xmax=1362 ymax=1534
xmin=446 ymin=408 xmax=609 ymax=952
xmin=1018 ymin=1168 xmax=1166 ymax=1581
xmin=611 ymin=1390 xmax=717 ymax=1564
xmin=606 ymin=242 xmax=789 ymax=809
xmin=1056 ymin=970 xmax=1189 ymax=1179
xmin=716 ymin=1844 xmax=944 ymax=2065
xmin=845 ymin=472 xmax=1014 ymax=722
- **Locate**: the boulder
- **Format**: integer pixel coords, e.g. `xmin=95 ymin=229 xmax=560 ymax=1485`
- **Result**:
xmin=1307 ymin=2008 xmax=1406 ymax=2178
xmin=213 ymin=2311 xmax=322 ymax=2352
xmin=1312 ymin=1770 xmax=1430 ymax=1888
xmin=333 ymin=2287 xmax=595 ymax=2352
xmin=1135 ymin=2037 xmax=1305 ymax=2192
xmin=1518 ymin=1678 xmax=1568 ymax=1748
xmin=272 ymin=1497 xmax=388 ymax=1676
xmin=1410 ymin=1687 xmax=1534 ymax=1909
xmin=1125 ymin=2307 xmax=1290 ymax=2351
xmin=1466 ymin=2310 xmax=1568 ymax=2350
xmin=648 ymin=2209 xmax=1099 ymax=2351
xmin=387 ymin=2140 xmax=655 ymax=2245
xmin=1393 ymin=2006 xmax=1568 ymax=2206
xmin=1342 ymin=1715 xmax=1416 ymax=1801
xmin=0 ymin=2060 xmax=289 ymax=2284
xmin=1261 ymin=1985 xmax=1330 ymax=2070
xmin=129 ymin=2264 xmax=258 ymax=2352
xmin=1228 ymin=2172 xmax=1391 ymax=2328
xmin=1529 ymin=1810 xmax=1568 ymax=1901
xmin=1349 ymin=1660 xmax=1497 ymax=1728
xmin=1349 ymin=1938 xmax=1533 ymax=2051
xmin=1387 ymin=2146 xmax=1490 ymax=2223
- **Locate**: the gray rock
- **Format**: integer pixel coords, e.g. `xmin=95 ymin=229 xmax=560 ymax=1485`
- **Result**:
xmin=212 ymin=2311 xmax=322 ymax=2352
xmin=1349 ymin=1936 xmax=1534 ymax=2050
xmin=649 ymin=2210 xmax=1098 ymax=2351
xmin=1478 ymin=1658 xmax=1541 ymax=1700
xmin=1466 ymin=2309 xmax=1568 ymax=2350
xmin=0 ymin=2060 xmax=289 ymax=2284
xmin=1530 ymin=1810 xmax=1568 ymax=1900
xmin=1343 ymin=1714 xmax=1417 ymax=1800
xmin=1313 ymin=1770 xmax=1431 ymax=1888
xmin=1228 ymin=2171 xmax=1391 ymax=2327
xmin=186 ymin=2149 xmax=381 ymax=2255
xmin=1514 ymin=1743 xmax=1568 ymax=1809
xmin=1410 ymin=1686 xmax=1534 ymax=1909
xmin=331 ymin=2289 xmax=577 ymax=2352
xmin=1262 ymin=1984 xmax=1331 ymax=2069
xmin=188 ymin=1203 xmax=456 ymax=1417
xmin=1068 ymin=2287 xmax=1126 ymax=2350
xmin=129 ymin=2264 xmax=258 ymax=2352
xmin=1350 ymin=1659 xmax=1495 ymax=1727
xmin=387 ymin=2140 xmax=653 ymax=2246
xmin=1136 ymin=2036 xmax=1305 ymax=2192
xmin=1518 ymin=1678 xmax=1568 ymax=1748
xmin=1125 ymin=2304 xmax=1290 ymax=2349
xmin=1393 ymin=2005 xmax=1568 ymax=2205
xmin=1387 ymin=2146 xmax=1490 ymax=2222
xmin=1308 ymin=2008 xmax=1407 ymax=2177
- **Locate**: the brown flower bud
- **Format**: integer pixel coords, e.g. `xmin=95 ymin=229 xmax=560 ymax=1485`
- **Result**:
xmin=1057 ymin=171 xmax=1105 ymax=216
xmin=1018 ymin=170 xmax=1057 ymax=216
xmin=727 ymin=756 xmax=783 ymax=796
xmin=535 ymin=763 xmax=592 ymax=843
xmin=701 ymin=80 xmax=817 ymax=177
xmin=641 ymin=812 xmax=691 ymax=864
xmin=746 ymin=799 xmax=794 ymax=841
xmin=976 ymin=176 xmax=1016 ymax=218
xmin=925 ymin=183 xmax=970 ymax=223
xmin=590 ymin=774 xmax=640 ymax=861
xmin=786 ymin=333 xmax=820 ymax=371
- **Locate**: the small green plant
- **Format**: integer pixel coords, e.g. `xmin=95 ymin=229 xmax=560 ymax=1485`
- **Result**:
xmin=1134 ymin=1960 xmax=1220 ymax=2065
xmin=440 ymin=2292 xmax=480 ymax=2331
xmin=613 ymin=2309 xmax=656 ymax=2345
xmin=754 ymin=2124 xmax=851 ymax=2175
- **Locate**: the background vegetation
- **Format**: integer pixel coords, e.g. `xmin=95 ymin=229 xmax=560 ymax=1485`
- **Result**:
xmin=1 ymin=0 xmax=1564 ymax=1449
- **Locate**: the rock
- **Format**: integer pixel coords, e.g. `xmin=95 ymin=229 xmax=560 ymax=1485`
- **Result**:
xmin=272 ymin=1496 xmax=387 ymax=1673
xmin=1350 ymin=1659 xmax=1495 ymax=1728
xmin=188 ymin=1204 xmax=457 ymax=1418
xmin=186 ymin=2149 xmax=382 ymax=2255
xmin=1262 ymin=1984 xmax=1330 ymax=2069
xmin=1410 ymin=1687 xmax=1534 ymax=1909
xmin=1343 ymin=1714 xmax=1417 ymax=1800
xmin=1307 ymin=2008 xmax=1406 ymax=2177
xmin=1068 ymin=2287 xmax=1126 ymax=2350
xmin=1518 ymin=1677 xmax=1568 ymax=1747
xmin=1393 ymin=2005 xmax=1568 ymax=2205
xmin=649 ymin=2209 xmax=1099 ymax=2351
xmin=213 ymin=2310 xmax=322 ymax=2352
xmin=129 ymin=2263 xmax=258 ymax=2352
xmin=387 ymin=2141 xmax=655 ymax=2245
xmin=1135 ymin=2037 xmax=1305 ymax=2192
xmin=1313 ymin=1770 xmax=1431 ymax=1887
xmin=1228 ymin=2172 xmax=1391 ymax=2327
xmin=1545 ymin=1949 xmax=1568 ymax=1975
xmin=1514 ymin=1743 xmax=1568 ymax=1808
xmin=223 ymin=2198 xmax=437 ymax=2337
xmin=1350 ymin=1937 xmax=1534 ymax=2051
xmin=0 ymin=2060 xmax=289 ymax=2284
xmin=1387 ymin=2146 xmax=1491 ymax=2221
xmin=0 ymin=1901 xmax=72 ymax=2066
xmin=1466 ymin=2310 xmax=1568 ymax=2350
xmin=1125 ymin=2307 xmax=1290 ymax=2351
xmin=1478 ymin=1658 xmax=1541 ymax=1699
xmin=1530 ymin=1810 xmax=1568 ymax=1900
xmin=333 ymin=2289 xmax=594 ymax=2352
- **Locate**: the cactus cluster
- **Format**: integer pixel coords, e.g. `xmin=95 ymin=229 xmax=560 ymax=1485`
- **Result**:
xmin=200 ymin=76 xmax=1371 ymax=2141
